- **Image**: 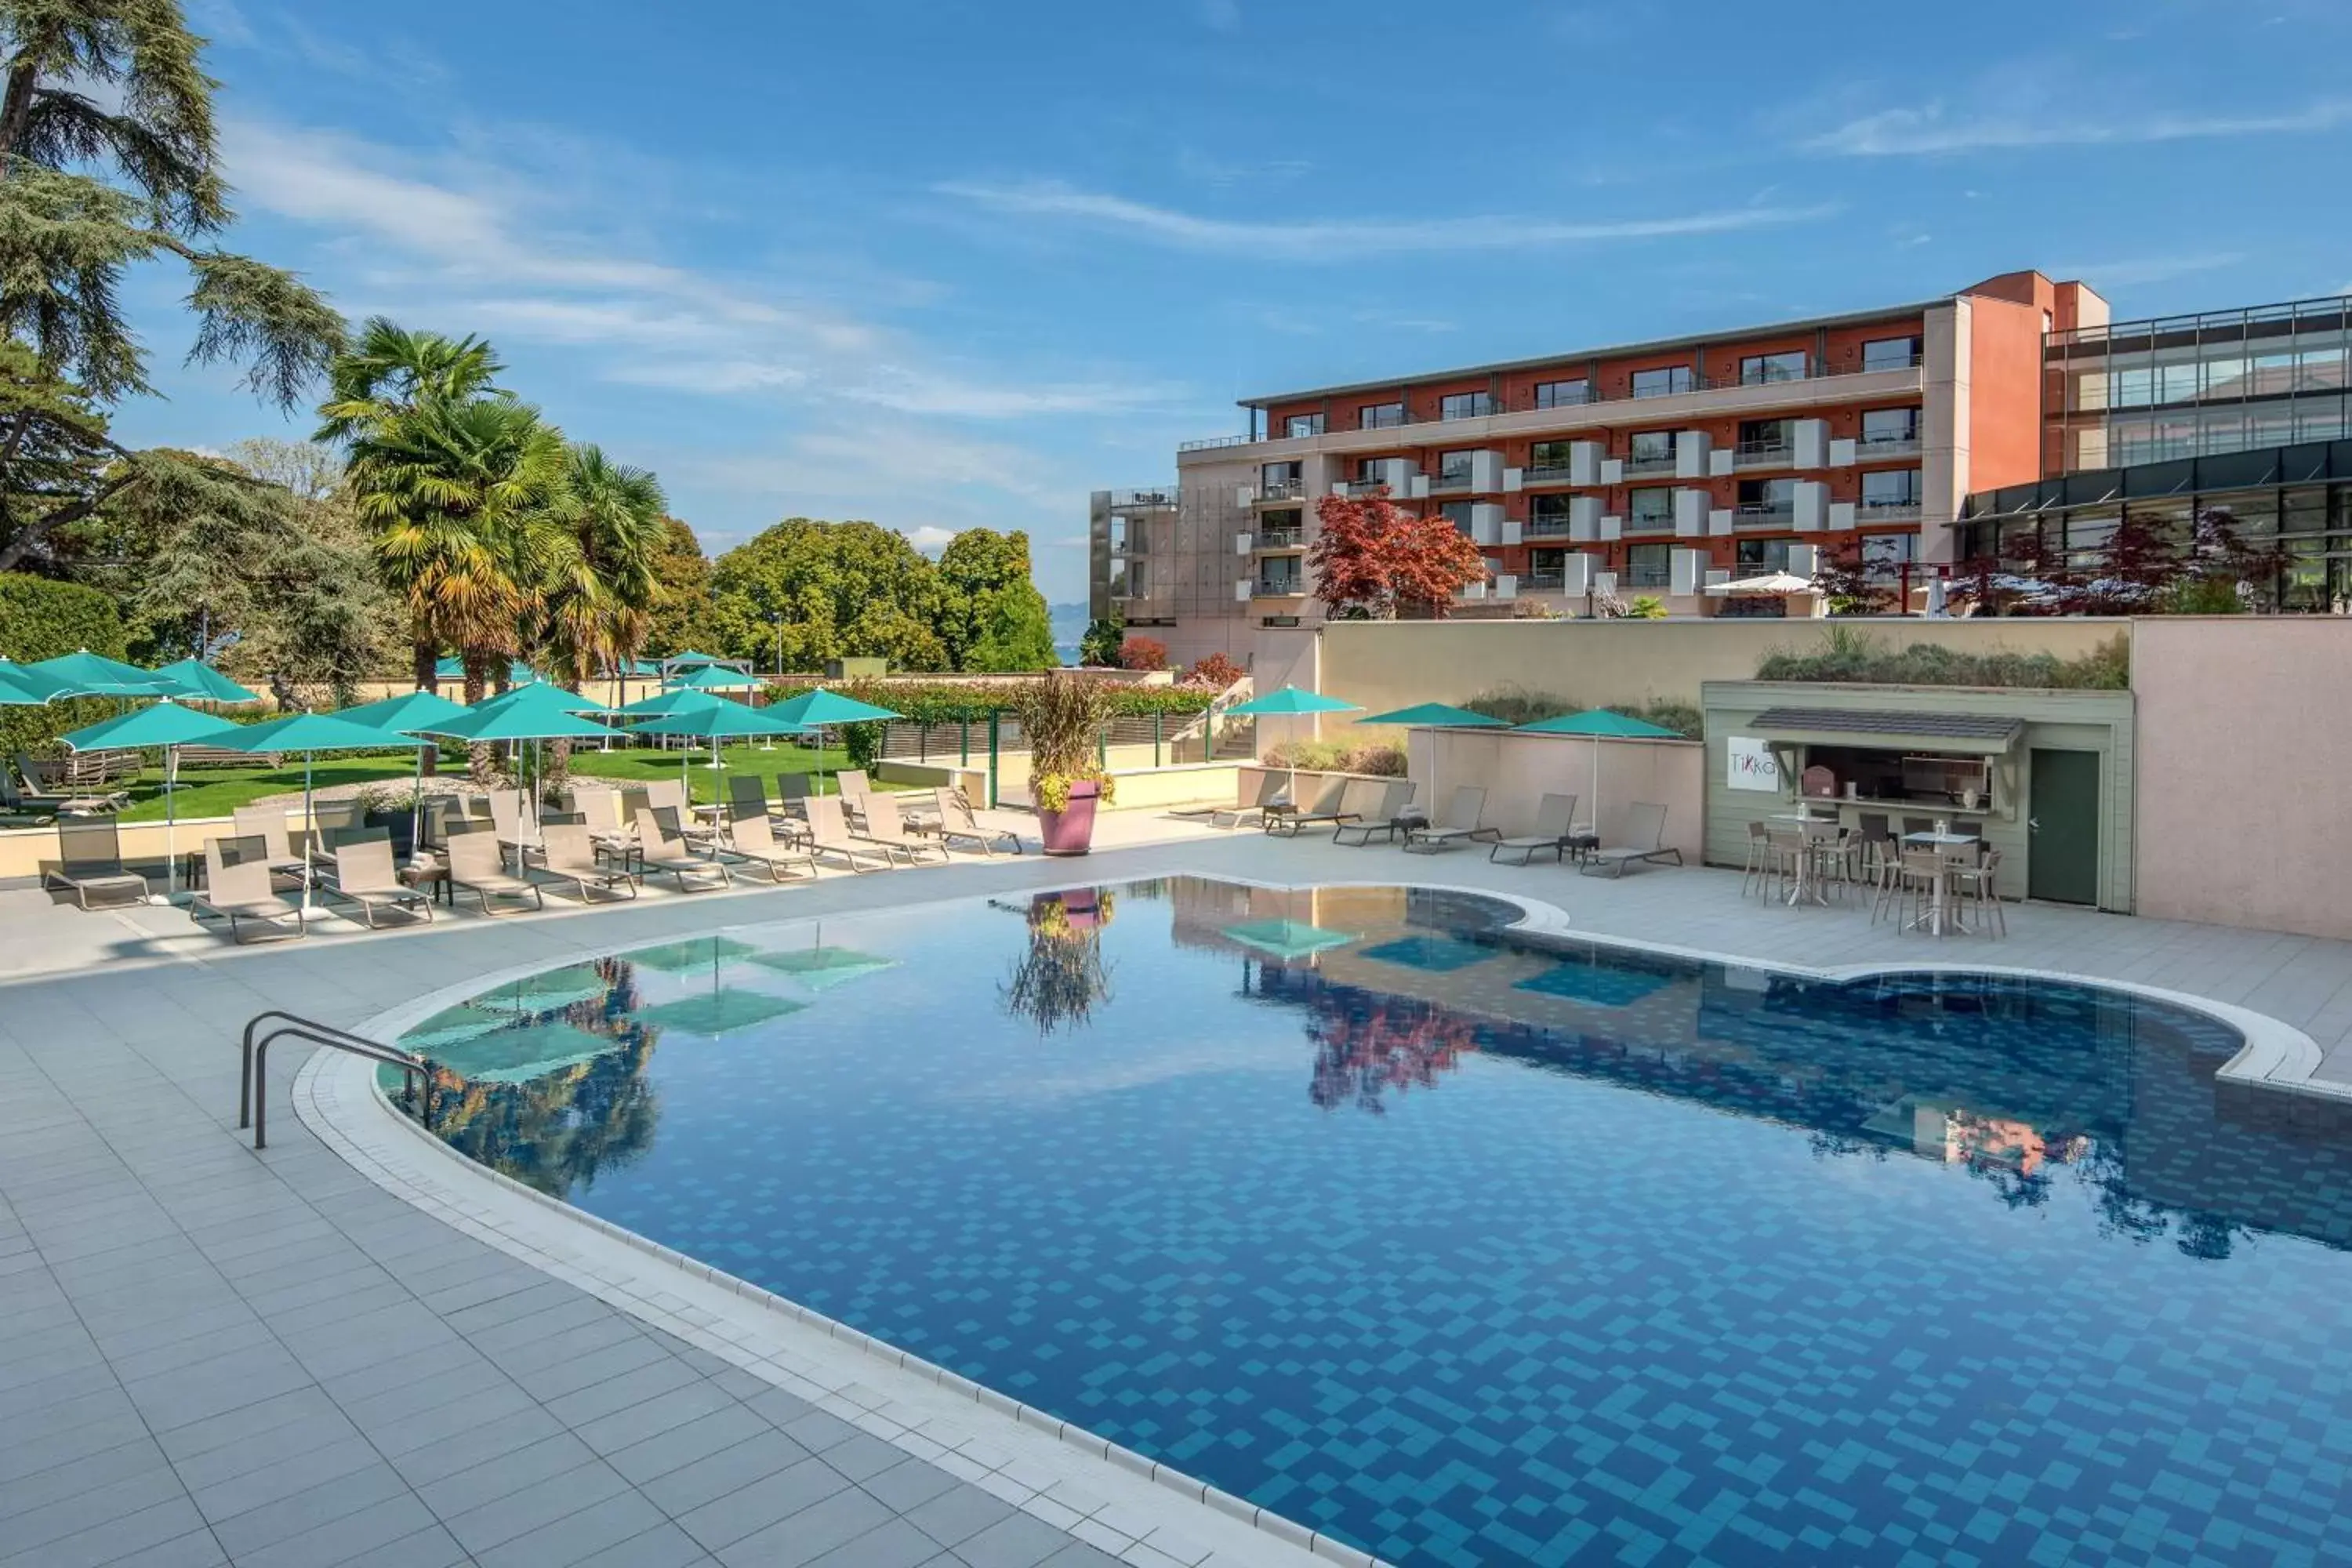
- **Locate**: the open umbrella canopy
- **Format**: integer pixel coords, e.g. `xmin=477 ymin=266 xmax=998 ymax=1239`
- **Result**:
xmin=24 ymin=649 xmax=178 ymax=698
xmin=673 ymin=663 xmax=764 ymax=691
xmin=466 ymin=681 xmax=616 ymax=718
xmin=766 ymin=687 xmax=901 ymax=727
xmin=153 ymin=658 xmax=260 ymax=704
xmin=434 ymin=657 xmax=539 ymax=685
xmin=1356 ymin=702 xmax=1508 ymax=728
xmin=191 ymin=712 xmax=422 ymax=754
xmin=58 ymin=699 xmax=231 ymax=751
xmin=333 ymin=690 xmax=469 ymax=734
xmin=0 ymin=660 xmax=67 ymax=705
xmin=614 ymin=657 xmax=664 ymax=677
xmin=1704 ymin=572 xmax=1814 ymax=597
xmin=660 ymin=650 xmax=731 ymax=670
xmin=628 ymin=699 xmax=808 ymax=742
xmin=616 ymin=687 xmax=724 ymax=718
xmin=1225 ymin=684 xmax=1363 ymax=717
xmin=1513 ymin=709 xmax=1684 ymax=739
xmin=428 ymin=704 xmax=612 ymax=743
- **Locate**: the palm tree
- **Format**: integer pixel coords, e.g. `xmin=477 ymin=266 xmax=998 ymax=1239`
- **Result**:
xmin=539 ymin=443 xmax=666 ymax=786
xmin=317 ymin=320 xmax=510 ymax=691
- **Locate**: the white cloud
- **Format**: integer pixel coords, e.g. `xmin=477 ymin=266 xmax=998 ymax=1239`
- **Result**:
xmin=901 ymin=524 xmax=958 ymax=554
xmin=1810 ymin=98 xmax=2352 ymax=156
xmin=2045 ymin=253 xmax=2246 ymax=288
xmin=935 ymin=179 xmax=1832 ymax=260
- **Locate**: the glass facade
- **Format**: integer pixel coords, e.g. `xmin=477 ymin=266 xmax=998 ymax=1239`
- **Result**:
xmin=2046 ymin=296 xmax=2352 ymax=470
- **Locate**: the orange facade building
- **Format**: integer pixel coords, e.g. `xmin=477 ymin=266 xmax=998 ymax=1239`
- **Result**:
xmin=1094 ymin=270 xmax=2108 ymax=666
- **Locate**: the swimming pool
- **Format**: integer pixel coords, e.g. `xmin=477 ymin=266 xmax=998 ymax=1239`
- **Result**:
xmin=393 ymin=878 xmax=2352 ymax=1566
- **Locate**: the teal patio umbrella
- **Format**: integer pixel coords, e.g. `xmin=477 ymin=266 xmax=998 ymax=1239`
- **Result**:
xmin=58 ymin=699 xmax=232 ymax=899
xmin=675 ymin=663 xmax=762 ymax=691
xmin=616 ymin=687 xmax=722 ymax=718
xmin=153 ymin=658 xmax=260 ymax=706
xmin=425 ymin=703 xmax=612 ymax=830
xmin=190 ymin=712 xmax=423 ymax=909
xmin=334 ymin=690 xmax=470 ymax=847
xmin=1512 ymin=709 xmax=1684 ymax=840
xmin=0 ymin=659 xmax=67 ymax=705
xmin=628 ymin=699 xmax=811 ymax=798
xmin=435 ymin=656 xmax=540 ymax=686
xmin=1356 ymin=702 xmax=1507 ymax=729
xmin=661 ymin=650 xmax=730 ymax=671
xmin=765 ymin=688 xmax=898 ymax=796
xmin=24 ymin=648 xmax=178 ymax=698
xmin=1225 ymin=684 xmax=1363 ymax=800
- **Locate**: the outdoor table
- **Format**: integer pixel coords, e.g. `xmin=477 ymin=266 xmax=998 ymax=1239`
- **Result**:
xmin=1769 ymin=813 xmax=1840 ymax=907
xmin=1901 ymin=831 xmax=1978 ymax=936
xmin=400 ymin=856 xmax=454 ymax=909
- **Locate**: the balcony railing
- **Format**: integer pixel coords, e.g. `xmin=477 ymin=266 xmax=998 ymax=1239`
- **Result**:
xmin=1429 ymin=470 xmax=1475 ymax=492
xmin=1734 ymin=503 xmax=1795 ymax=528
xmin=1438 ymin=398 xmax=1501 ymax=420
xmin=1625 ymin=511 xmax=1678 ymax=534
xmin=1359 ymin=408 xmax=1408 ymax=430
xmin=1733 ymin=439 xmax=1793 ymax=468
xmin=1522 ymin=571 xmax=1567 ymax=591
xmin=1857 ymin=434 xmax=1922 ymax=459
xmin=1109 ymin=488 xmax=1176 ymax=508
xmin=1860 ymin=499 xmax=1922 ymax=522
xmin=1256 ymin=525 xmax=1305 ymax=549
xmin=1523 ymin=514 xmax=1575 ymax=536
xmin=1179 ymin=354 xmax=1928 ymax=450
xmin=1254 ymin=573 xmax=1305 ymax=596
xmin=1522 ymin=463 xmax=1576 ymax=485
xmin=1623 ymin=452 xmax=1679 ymax=477
xmin=1255 ymin=477 xmax=1304 ymax=501
xmin=1533 ymin=387 xmax=1595 ymax=410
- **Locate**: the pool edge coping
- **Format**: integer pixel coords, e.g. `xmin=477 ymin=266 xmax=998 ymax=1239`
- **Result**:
xmin=294 ymin=869 xmax=2341 ymax=1568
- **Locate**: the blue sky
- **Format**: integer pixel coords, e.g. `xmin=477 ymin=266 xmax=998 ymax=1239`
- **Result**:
xmin=119 ymin=0 xmax=2352 ymax=601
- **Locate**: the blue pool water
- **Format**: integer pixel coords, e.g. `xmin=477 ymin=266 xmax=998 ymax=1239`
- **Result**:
xmin=394 ymin=879 xmax=2352 ymax=1566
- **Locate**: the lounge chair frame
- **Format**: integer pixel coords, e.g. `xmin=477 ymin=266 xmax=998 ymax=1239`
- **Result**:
xmin=1579 ymin=802 xmax=1685 ymax=878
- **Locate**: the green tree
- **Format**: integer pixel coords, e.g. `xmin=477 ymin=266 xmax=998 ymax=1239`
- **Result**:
xmin=706 ymin=519 xmax=947 ymax=671
xmin=0 ymin=2 xmax=343 ymax=569
xmin=937 ymin=528 xmax=1054 ymax=671
xmin=966 ymin=584 xmax=1058 ymax=671
xmin=641 ymin=517 xmax=713 ymax=659
xmin=1077 ymin=612 xmax=1124 ymax=667
xmin=538 ymin=444 xmax=665 ymax=788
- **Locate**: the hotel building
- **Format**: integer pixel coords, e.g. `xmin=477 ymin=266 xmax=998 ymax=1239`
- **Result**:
xmin=1093 ymin=270 xmax=2105 ymax=665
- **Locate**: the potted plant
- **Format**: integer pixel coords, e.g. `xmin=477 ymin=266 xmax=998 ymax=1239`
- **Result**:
xmin=1014 ymin=673 xmax=1117 ymax=855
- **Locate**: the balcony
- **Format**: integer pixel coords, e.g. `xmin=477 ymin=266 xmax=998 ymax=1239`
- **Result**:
xmin=1856 ymin=434 xmax=1922 ymax=460
xmin=1437 ymin=397 xmax=1501 ymax=421
xmin=1523 ymin=514 xmax=1575 ymax=538
xmin=1359 ymin=408 xmax=1408 ymax=430
xmin=1623 ymin=452 xmax=1679 ymax=477
xmin=1255 ymin=477 xmax=1305 ymax=503
xmin=1624 ymin=510 xmax=1679 ymax=535
xmin=1859 ymin=499 xmax=1922 ymax=524
xmin=1522 ymin=570 xmax=1567 ymax=591
xmin=1733 ymin=439 xmax=1794 ymax=470
xmin=1734 ymin=503 xmax=1795 ymax=528
xmin=1521 ymin=464 xmax=1576 ymax=486
xmin=1429 ymin=470 xmax=1475 ymax=494
xmin=1255 ymin=524 xmax=1305 ymax=550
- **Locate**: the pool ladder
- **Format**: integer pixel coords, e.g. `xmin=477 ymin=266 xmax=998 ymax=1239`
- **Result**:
xmin=238 ymin=1011 xmax=430 ymax=1151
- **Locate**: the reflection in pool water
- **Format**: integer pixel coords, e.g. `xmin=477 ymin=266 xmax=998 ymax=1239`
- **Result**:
xmin=394 ymin=878 xmax=2352 ymax=1566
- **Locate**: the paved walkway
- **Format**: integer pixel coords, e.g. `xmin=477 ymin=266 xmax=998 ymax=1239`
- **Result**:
xmin=7 ymin=823 xmax=2352 ymax=1568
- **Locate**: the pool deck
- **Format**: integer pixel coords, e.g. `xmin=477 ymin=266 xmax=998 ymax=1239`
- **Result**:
xmin=6 ymin=817 xmax=2352 ymax=1567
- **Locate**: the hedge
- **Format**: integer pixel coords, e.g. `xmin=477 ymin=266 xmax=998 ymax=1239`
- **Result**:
xmin=760 ymin=677 xmax=1214 ymax=726
xmin=0 ymin=572 xmax=129 ymax=759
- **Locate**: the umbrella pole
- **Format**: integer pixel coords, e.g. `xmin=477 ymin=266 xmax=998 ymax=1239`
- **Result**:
xmin=164 ymin=744 xmax=176 ymax=902
xmin=301 ymin=753 xmax=315 ymax=913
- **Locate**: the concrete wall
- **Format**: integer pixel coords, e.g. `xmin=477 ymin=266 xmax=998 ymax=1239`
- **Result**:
xmin=1407 ymin=728 xmax=1704 ymax=858
xmin=1320 ymin=616 xmax=2129 ymax=725
xmin=2132 ymin=619 xmax=2352 ymax=939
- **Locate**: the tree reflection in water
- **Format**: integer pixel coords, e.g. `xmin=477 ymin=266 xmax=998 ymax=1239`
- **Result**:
xmin=999 ymin=890 xmax=1115 ymax=1037
xmin=422 ymin=956 xmax=666 ymax=1199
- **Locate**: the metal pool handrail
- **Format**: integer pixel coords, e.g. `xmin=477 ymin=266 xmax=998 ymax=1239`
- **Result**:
xmin=239 ymin=1010 xmax=429 ymax=1150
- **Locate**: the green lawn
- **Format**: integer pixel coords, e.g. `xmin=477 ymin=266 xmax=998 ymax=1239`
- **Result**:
xmin=104 ymin=740 xmax=867 ymax=822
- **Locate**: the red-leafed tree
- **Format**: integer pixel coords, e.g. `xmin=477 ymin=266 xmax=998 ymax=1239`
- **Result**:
xmin=1307 ymin=491 xmax=1487 ymax=620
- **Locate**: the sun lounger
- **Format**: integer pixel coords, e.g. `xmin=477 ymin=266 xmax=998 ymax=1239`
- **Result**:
xmin=856 ymin=793 xmax=948 ymax=864
xmin=39 ymin=818 xmax=149 ymax=909
xmin=921 ymin=788 xmax=1025 ymax=855
xmin=643 ymin=779 xmax=717 ymax=844
xmin=719 ymin=804 xmax=818 ymax=884
xmin=445 ymin=831 xmax=546 ymax=913
xmin=637 ymin=809 xmax=731 ymax=891
xmin=326 ymin=835 xmax=433 ymax=927
xmin=1580 ymin=801 xmax=1684 ymax=878
xmin=803 ymin=794 xmax=899 ymax=873
xmin=1262 ymin=775 xmax=1352 ymax=837
xmin=1333 ymin=780 xmax=1420 ymax=846
xmin=231 ymin=804 xmax=309 ymax=888
xmin=486 ymin=787 xmax=539 ymax=869
xmin=1403 ymin=786 xmax=1500 ymax=854
xmin=1177 ymin=770 xmax=1284 ymax=829
xmin=193 ymin=837 xmax=306 ymax=942
xmin=9 ymin=753 xmax=125 ymax=816
xmin=1490 ymin=793 xmax=1581 ymax=866
xmin=537 ymin=821 xmax=638 ymax=901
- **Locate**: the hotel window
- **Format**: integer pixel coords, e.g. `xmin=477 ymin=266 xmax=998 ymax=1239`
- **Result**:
xmin=1631 ymin=365 xmax=1695 ymax=398
xmin=1284 ymin=412 xmax=1325 ymax=437
xmin=1527 ymin=548 xmax=1567 ymax=583
xmin=1439 ymin=390 xmax=1498 ymax=420
xmin=1861 ymin=407 xmax=1920 ymax=445
xmin=1354 ymin=457 xmax=1389 ymax=486
xmin=1862 ymin=468 xmax=1923 ymax=509
xmin=1737 ymin=477 xmax=1796 ymax=514
xmin=1737 ymin=417 xmax=1793 ymax=452
xmin=1359 ymin=401 xmax=1405 ymax=430
xmin=1628 ymin=430 xmax=1678 ymax=465
xmin=1441 ymin=501 xmax=1475 ymax=532
xmin=1528 ymin=439 xmax=1573 ymax=474
xmin=1862 ymin=533 xmax=1915 ymax=579
xmin=1258 ymin=556 xmax=1301 ymax=593
xmin=1738 ymin=350 xmax=1808 ymax=385
xmin=1863 ymin=336 xmax=1922 ymax=372
xmin=1117 ymin=518 xmax=1151 ymax=554
xmin=1437 ymin=449 xmax=1475 ymax=485
xmin=1624 ymin=543 xmax=1671 ymax=586
xmin=1259 ymin=508 xmax=1303 ymax=544
xmin=1628 ymin=487 xmax=1675 ymax=528
xmin=1261 ymin=461 xmax=1301 ymax=490
xmin=1528 ymin=493 xmax=1574 ymax=530
xmin=1534 ymin=377 xmax=1590 ymax=408
xmin=1736 ymin=539 xmax=1791 ymax=574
